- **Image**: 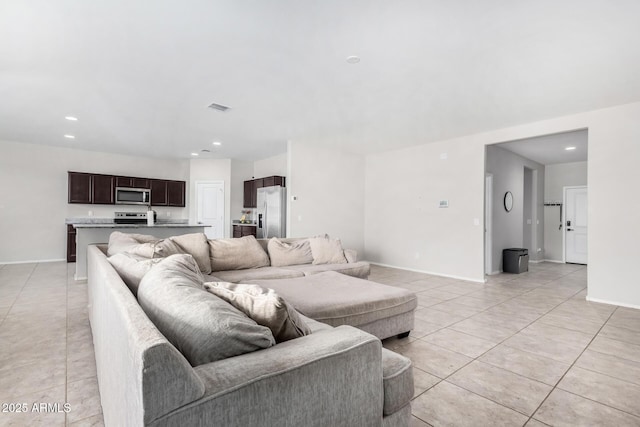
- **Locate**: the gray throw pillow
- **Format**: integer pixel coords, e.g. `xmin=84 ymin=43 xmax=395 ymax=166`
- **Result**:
xmin=203 ymin=282 xmax=311 ymax=343
xmin=308 ymin=236 xmax=348 ymax=265
xmin=107 ymin=252 xmax=162 ymax=295
xmin=137 ymin=254 xmax=275 ymax=366
xmin=267 ymin=238 xmax=313 ymax=267
xmin=169 ymin=233 xmax=212 ymax=274
xmin=208 ymin=235 xmax=270 ymax=271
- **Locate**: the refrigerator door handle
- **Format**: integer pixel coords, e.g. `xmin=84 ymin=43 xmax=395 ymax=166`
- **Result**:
xmin=262 ymin=201 xmax=267 ymax=237
xmin=258 ymin=213 xmax=263 ymax=229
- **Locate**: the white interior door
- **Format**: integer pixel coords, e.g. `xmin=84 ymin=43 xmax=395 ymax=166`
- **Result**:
xmin=196 ymin=181 xmax=224 ymax=239
xmin=565 ymin=186 xmax=588 ymax=264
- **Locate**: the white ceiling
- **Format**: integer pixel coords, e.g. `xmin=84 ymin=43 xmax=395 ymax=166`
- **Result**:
xmin=1 ymin=1 xmax=640 ymax=161
xmin=495 ymin=129 xmax=588 ymax=165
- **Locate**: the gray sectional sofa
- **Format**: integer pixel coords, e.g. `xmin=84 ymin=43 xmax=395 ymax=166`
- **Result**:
xmin=88 ymin=234 xmax=415 ymax=426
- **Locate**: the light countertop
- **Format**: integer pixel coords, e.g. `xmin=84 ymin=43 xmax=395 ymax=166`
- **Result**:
xmin=73 ymin=223 xmax=206 ymax=229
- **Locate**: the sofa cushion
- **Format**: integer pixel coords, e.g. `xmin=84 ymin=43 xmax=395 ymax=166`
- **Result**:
xmin=137 ymin=254 xmax=275 ymax=366
xmin=107 ymin=231 xmax=158 ymax=257
xmin=203 ymin=282 xmax=311 ymax=343
xmin=169 ymin=233 xmax=212 ymax=274
xmin=282 ymin=261 xmax=371 ymax=279
xmin=381 ymin=348 xmax=414 ymax=415
xmin=309 ymin=236 xmax=347 ymax=265
xmin=267 ymin=237 xmax=313 ymax=267
xmin=209 ymin=235 xmax=270 ymax=271
xmin=249 ymin=271 xmax=417 ymax=328
xmin=107 ymin=252 xmax=162 ymax=296
xmin=210 ymin=266 xmax=305 ymax=283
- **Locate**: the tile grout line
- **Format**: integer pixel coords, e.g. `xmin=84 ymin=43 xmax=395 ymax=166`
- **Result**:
xmin=0 ymin=263 xmax=37 ymax=329
xmin=522 ymin=306 xmax=620 ymax=425
xmin=398 ymin=267 xmax=593 ymax=422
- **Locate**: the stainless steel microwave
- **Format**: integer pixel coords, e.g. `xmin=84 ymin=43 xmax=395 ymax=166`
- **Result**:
xmin=115 ymin=187 xmax=151 ymax=205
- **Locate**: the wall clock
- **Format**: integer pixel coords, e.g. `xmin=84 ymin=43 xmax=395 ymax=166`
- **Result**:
xmin=504 ymin=191 xmax=513 ymax=212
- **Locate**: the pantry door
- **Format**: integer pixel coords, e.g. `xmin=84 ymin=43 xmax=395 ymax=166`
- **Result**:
xmin=196 ymin=181 xmax=224 ymax=239
xmin=564 ymin=186 xmax=588 ymax=264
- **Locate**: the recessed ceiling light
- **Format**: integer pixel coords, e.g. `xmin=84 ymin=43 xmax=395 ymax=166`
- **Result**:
xmin=565 ymin=146 xmax=577 ymax=151
xmin=64 ymin=134 xmax=75 ymax=139
xmin=346 ymin=56 xmax=361 ymax=64
xmin=65 ymin=116 xmax=78 ymax=121
xmin=212 ymin=141 xmax=222 ymax=146
xmin=191 ymin=152 xmax=199 ymax=156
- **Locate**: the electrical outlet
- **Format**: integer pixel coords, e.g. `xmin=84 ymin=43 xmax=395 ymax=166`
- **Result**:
xmin=166 ymin=212 xmax=171 ymax=217
xmin=473 ymin=218 xmax=480 ymax=226
xmin=414 ymin=252 xmax=420 ymax=259
xmin=88 ymin=210 xmax=93 ymax=217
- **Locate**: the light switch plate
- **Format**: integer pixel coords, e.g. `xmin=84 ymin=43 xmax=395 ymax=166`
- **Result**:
xmin=439 ymin=200 xmax=449 ymax=208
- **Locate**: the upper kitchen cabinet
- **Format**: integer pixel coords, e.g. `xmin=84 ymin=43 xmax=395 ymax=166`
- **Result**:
xmin=243 ymin=176 xmax=285 ymax=208
xmin=69 ymin=172 xmax=115 ymax=204
xmin=92 ymin=174 xmax=115 ymax=204
xmin=167 ymin=180 xmax=185 ymax=206
xmin=115 ymin=176 xmax=150 ymax=189
xmin=150 ymin=179 xmax=168 ymax=206
xmin=68 ymin=172 xmax=92 ymax=203
xmin=243 ymin=180 xmax=254 ymax=208
xmin=149 ymin=180 xmax=186 ymax=207
xmin=69 ymin=172 xmax=185 ymax=206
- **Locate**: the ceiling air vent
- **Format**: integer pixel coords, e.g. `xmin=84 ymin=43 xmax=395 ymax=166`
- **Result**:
xmin=208 ymin=102 xmax=231 ymax=112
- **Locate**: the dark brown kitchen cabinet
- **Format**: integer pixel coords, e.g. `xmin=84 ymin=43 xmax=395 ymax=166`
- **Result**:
xmin=68 ymin=172 xmax=92 ymax=203
xmin=149 ymin=180 xmax=185 ymax=207
xmin=67 ymin=225 xmax=76 ymax=263
xmin=116 ymin=176 xmax=150 ymax=189
xmin=233 ymin=225 xmax=256 ymax=238
xmin=243 ymin=180 xmax=254 ymax=208
xmin=92 ymin=174 xmax=115 ymax=204
xmin=167 ymin=180 xmax=185 ymax=206
xmin=150 ymin=180 xmax=168 ymax=206
xmin=69 ymin=171 xmax=184 ymax=206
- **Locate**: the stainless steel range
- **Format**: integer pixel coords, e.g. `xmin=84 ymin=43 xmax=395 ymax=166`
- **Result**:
xmin=114 ymin=211 xmax=153 ymax=224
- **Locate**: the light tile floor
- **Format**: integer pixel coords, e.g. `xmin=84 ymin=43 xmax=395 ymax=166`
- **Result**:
xmin=372 ymin=263 xmax=640 ymax=426
xmin=1 ymin=261 xmax=639 ymax=426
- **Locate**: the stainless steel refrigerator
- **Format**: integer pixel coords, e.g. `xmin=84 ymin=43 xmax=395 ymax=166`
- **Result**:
xmin=256 ymin=186 xmax=286 ymax=239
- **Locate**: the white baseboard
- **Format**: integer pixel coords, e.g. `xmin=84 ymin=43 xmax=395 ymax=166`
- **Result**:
xmin=369 ymin=262 xmax=485 ymax=283
xmin=0 ymin=258 xmax=66 ymax=265
xmin=586 ymin=296 xmax=640 ymax=310
xmin=542 ymin=259 xmax=564 ymax=264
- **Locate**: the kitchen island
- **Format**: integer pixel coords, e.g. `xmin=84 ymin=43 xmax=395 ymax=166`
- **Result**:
xmin=71 ymin=222 xmax=207 ymax=280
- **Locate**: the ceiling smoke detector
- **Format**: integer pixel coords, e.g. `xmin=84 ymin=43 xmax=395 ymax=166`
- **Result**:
xmin=207 ymin=102 xmax=231 ymax=112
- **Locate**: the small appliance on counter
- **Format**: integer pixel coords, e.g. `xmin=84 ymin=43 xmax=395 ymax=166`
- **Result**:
xmin=114 ymin=211 xmax=156 ymax=224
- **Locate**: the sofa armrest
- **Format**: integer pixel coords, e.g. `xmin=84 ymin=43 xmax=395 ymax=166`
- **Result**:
xmin=154 ymin=326 xmax=384 ymax=427
xmin=344 ymin=248 xmax=358 ymax=263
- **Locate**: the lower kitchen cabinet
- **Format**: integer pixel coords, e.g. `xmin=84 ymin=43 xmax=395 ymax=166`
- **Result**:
xmin=67 ymin=225 xmax=76 ymax=263
xmin=233 ymin=225 xmax=257 ymax=238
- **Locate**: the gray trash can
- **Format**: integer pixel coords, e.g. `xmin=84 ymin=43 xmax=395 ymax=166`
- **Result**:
xmin=503 ymin=248 xmax=529 ymax=274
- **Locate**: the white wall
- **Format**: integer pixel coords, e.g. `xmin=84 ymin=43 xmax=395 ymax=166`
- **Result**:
xmin=364 ymin=101 xmax=640 ymax=307
xmin=0 ymin=140 xmax=189 ymax=263
xmin=365 ymin=139 xmax=486 ymax=281
xmin=287 ymin=142 xmax=365 ymax=255
xmin=544 ymin=161 xmax=588 ymax=261
xmin=486 ymin=146 xmax=545 ymax=272
xmin=188 ymin=159 xmax=231 ymax=238
xmin=253 ymin=153 xmax=287 ymax=178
